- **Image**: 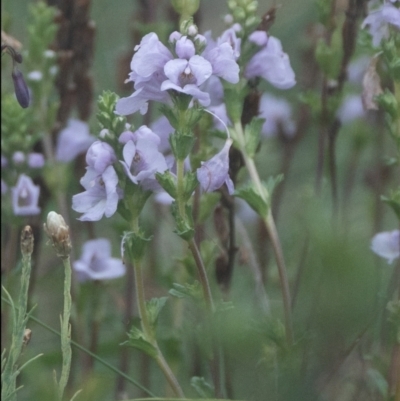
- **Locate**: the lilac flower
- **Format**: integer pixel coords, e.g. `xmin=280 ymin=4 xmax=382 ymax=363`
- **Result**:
xmin=336 ymin=95 xmax=366 ymax=124
xmin=245 ymin=31 xmax=296 ymax=90
xmin=119 ymin=126 xmax=168 ymax=190
xmin=28 ymin=152 xmax=45 ymax=168
xmin=12 ymin=151 xmax=25 ymax=165
xmin=150 ymin=116 xmax=174 ymax=154
xmin=11 ymin=174 xmax=41 ymax=216
xmin=72 ymin=165 xmax=122 ymax=221
xmin=362 ymin=1 xmax=400 ymax=47
xmin=371 ymin=230 xmax=400 ymax=264
xmin=56 ymin=119 xmax=96 ymax=163
xmin=115 ymin=33 xmax=173 ymax=115
xmin=73 ymin=238 xmax=126 ymax=282
xmin=161 ymin=55 xmax=213 ymax=105
xmin=116 ymin=31 xmax=240 ymax=116
xmin=197 ymin=139 xmax=234 ymax=194
xmin=217 ymin=24 xmax=242 ymax=60
xmin=259 ymin=94 xmax=296 ymax=138
xmin=85 ymin=141 xmax=117 ymax=174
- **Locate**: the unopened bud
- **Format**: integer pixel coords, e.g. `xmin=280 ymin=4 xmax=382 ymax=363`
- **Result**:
xmin=187 ymin=24 xmax=198 ymax=36
xmin=20 ymin=225 xmax=34 ymax=258
xmin=23 ymin=328 xmax=32 ymax=347
xmin=171 ymin=0 xmax=200 ymax=18
xmin=12 ymin=68 xmax=30 ymax=108
xmin=44 ymin=212 xmax=72 ymax=259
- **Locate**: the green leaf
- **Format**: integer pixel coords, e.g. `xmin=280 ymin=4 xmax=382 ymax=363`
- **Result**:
xmin=244 ymin=117 xmax=264 ymax=158
xmin=235 ymin=183 xmax=269 ymax=218
xmin=146 ymin=297 xmax=168 ymax=328
xmin=168 ymin=281 xmax=202 ymax=300
xmin=169 ymin=131 xmax=196 ymax=161
xmin=156 ymin=171 xmax=177 ymax=199
xmin=122 ymin=326 xmax=157 ymax=358
xmin=183 ymin=172 xmax=199 ymax=202
xmin=381 ymin=189 xmax=400 ymax=221
xmin=190 ymin=376 xmax=214 ymax=398
xmin=198 ymin=193 xmax=220 ymax=223
xmin=122 ymin=231 xmax=153 ymax=263
xmin=171 ymin=202 xmax=195 ymax=241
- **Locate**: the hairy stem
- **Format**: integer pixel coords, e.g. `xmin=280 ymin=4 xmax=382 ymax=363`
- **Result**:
xmin=57 ymin=257 xmax=73 ymax=401
xmin=187 ymin=239 xmax=214 ymax=313
xmin=132 ymin=256 xmax=185 ymax=398
xmin=233 ymin=121 xmax=293 ymax=344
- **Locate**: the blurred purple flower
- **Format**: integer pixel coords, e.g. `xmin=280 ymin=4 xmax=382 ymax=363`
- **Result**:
xmin=2 ymin=180 xmax=8 ymax=195
xmin=259 ymin=94 xmax=296 ymax=137
xmin=11 ymin=174 xmax=41 ymax=216
xmin=337 ymin=95 xmax=366 ymax=124
xmin=371 ymin=230 xmax=400 ymax=264
xmin=197 ymin=139 xmax=234 ymax=194
xmin=86 ymin=141 xmax=117 ymax=174
xmin=1 ymin=155 xmax=8 ymax=167
xmin=56 ymin=119 xmax=96 ymax=163
xmin=245 ymin=32 xmax=296 ymax=90
xmin=119 ymin=126 xmax=168 ymax=190
xmin=72 ymin=165 xmax=122 ymax=221
xmin=28 ymin=152 xmax=45 ymax=168
xmin=12 ymin=151 xmax=25 ymax=165
xmin=73 ymin=238 xmax=126 ymax=282
xmin=362 ymin=1 xmax=400 ymax=47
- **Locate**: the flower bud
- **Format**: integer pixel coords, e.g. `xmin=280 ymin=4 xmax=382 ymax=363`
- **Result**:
xmin=171 ymin=0 xmax=200 ymax=18
xmin=20 ymin=225 xmax=34 ymax=258
xmin=12 ymin=68 xmax=30 ymax=108
xmin=44 ymin=211 xmax=72 ymax=259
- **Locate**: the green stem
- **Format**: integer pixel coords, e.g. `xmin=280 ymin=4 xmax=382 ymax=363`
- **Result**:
xmin=187 ymin=239 xmax=214 ymax=313
xmin=233 ymin=121 xmax=294 ymax=345
xmin=132 ymin=257 xmax=185 ymax=398
xmin=57 ymin=257 xmax=73 ymax=401
xmin=176 ymin=158 xmax=186 ymax=217
xmin=1 ymin=241 xmax=32 ymax=401
xmin=1 ymin=295 xmax=158 ymax=397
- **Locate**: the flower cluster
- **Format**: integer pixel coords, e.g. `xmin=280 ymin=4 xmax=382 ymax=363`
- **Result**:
xmin=72 ymin=140 xmax=122 ymax=221
xmin=245 ymin=30 xmax=296 ymax=90
xmin=115 ymin=30 xmax=240 ymax=116
xmin=362 ymin=0 xmax=400 ymax=47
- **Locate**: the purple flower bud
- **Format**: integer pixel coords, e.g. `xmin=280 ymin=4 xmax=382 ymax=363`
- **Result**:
xmin=11 ymin=174 xmax=41 ymax=216
xmin=197 ymin=139 xmax=234 ymax=195
xmin=85 ymin=141 xmax=117 ymax=174
xmin=73 ymin=238 xmax=126 ymax=282
xmin=12 ymin=68 xmax=30 ymax=108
